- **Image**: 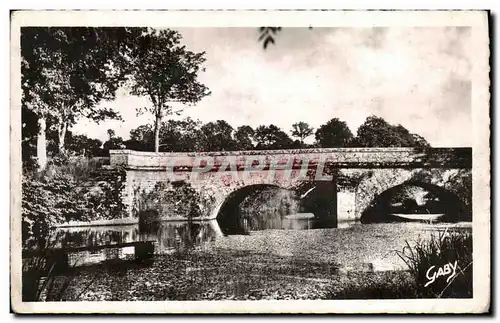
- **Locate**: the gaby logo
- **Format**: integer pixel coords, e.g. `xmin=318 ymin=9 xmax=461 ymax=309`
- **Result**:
xmin=425 ymin=261 xmax=458 ymax=287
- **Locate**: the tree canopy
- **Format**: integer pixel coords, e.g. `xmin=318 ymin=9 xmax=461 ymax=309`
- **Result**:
xmin=291 ymin=122 xmax=314 ymax=145
xmin=127 ymin=29 xmax=211 ymax=152
xmin=253 ymin=125 xmax=296 ymax=150
xmin=21 ymin=27 xmax=145 ymax=167
xmin=355 ymin=115 xmax=430 ymax=148
xmin=315 ymin=118 xmax=353 ymax=148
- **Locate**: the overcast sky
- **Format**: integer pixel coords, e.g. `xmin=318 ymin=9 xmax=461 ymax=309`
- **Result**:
xmin=73 ymin=27 xmax=472 ymax=147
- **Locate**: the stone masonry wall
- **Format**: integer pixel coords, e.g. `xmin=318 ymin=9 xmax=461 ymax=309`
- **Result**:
xmin=110 ymin=148 xmax=472 ymax=222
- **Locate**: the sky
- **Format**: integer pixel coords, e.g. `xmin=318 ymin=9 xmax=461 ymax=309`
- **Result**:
xmin=73 ymin=27 xmax=472 ymax=147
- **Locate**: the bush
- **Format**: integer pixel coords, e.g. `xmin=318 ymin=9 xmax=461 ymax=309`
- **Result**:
xmin=396 ymin=229 xmax=472 ymax=298
xmin=22 ymin=173 xmax=87 ymax=248
xmin=22 ymin=161 xmax=127 ymax=247
xmin=133 ymin=181 xmax=215 ymax=220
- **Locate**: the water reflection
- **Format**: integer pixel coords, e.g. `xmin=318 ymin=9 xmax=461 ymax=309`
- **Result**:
xmin=40 ymin=220 xmax=222 ymax=252
xmin=218 ymin=211 xmax=340 ymax=235
xmin=24 ymin=213 xmax=357 ymax=268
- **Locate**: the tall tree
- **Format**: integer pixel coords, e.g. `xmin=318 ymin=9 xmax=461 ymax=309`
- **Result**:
xmin=234 ymin=125 xmax=255 ymax=150
xmin=126 ymin=124 xmax=154 ymax=151
xmin=128 ymin=29 xmax=210 ymax=152
xmin=158 ymin=118 xmax=204 ymax=152
xmin=355 ymin=115 xmax=430 ymax=147
xmin=253 ymin=125 xmax=294 ymax=150
xmin=21 ymin=27 xmax=142 ymax=168
xmin=200 ymin=120 xmax=236 ymax=151
xmin=291 ymin=122 xmax=314 ymax=144
xmin=315 ymin=118 xmax=353 ymax=148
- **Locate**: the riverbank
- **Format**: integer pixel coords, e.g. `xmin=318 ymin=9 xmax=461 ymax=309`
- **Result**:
xmin=54 ymin=216 xmax=219 ymax=228
xmin=61 ymin=250 xmax=417 ymax=301
xmin=48 ymin=222 xmax=471 ymax=301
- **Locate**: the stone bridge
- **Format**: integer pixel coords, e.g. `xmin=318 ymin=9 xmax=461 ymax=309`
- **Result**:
xmin=109 ymin=147 xmax=472 ymax=225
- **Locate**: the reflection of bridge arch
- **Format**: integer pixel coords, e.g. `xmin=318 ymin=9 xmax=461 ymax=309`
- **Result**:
xmin=360 ymin=181 xmax=465 ymax=223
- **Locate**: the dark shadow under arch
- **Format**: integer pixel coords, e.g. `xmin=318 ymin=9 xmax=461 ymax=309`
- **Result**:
xmin=216 ymin=184 xmax=282 ymax=235
xmin=216 ymin=181 xmax=339 ymax=235
xmin=360 ymin=181 xmax=467 ymax=224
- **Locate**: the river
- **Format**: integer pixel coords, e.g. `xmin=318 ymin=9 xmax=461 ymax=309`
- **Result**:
xmin=27 ymin=213 xmax=360 ymax=267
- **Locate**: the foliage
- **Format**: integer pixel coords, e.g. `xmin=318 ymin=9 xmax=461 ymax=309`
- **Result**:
xmin=253 ymin=125 xmax=296 ymax=150
xmin=258 ymin=27 xmax=316 ymax=50
xmin=314 ymin=118 xmax=353 ymax=148
xmin=395 ymin=230 xmax=472 ymax=298
xmin=234 ymin=125 xmax=255 ymax=150
xmin=127 ymin=124 xmax=154 ymax=151
xmin=158 ymin=118 xmax=204 ymax=152
xmin=200 ymin=120 xmax=236 ymax=151
xmin=21 ymin=27 xmax=141 ymax=156
xmin=127 ymin=29 xmax=210 ymax=152
xmin=291 ymin=122 xmax=314 ymax=145
xmin=22 ymin=105 xmax=39 ymax=165
xmin=133 ymin=181 xmax=215 ymax=219
xmin=82 ymin=167 xmax=128 ymax=221
xmin=103 ymin=137 xmax=126 ymax=155
xmin=65 ymin=133 xmax=103 ymax=157
xmin=337 ymin=171 xmax=374 ymax=191
xmin=115 ymin=115 xmax=433 ymax=153
xmin=46 ymin=130 xmax=104 ymax=157
xmin=22 ymin=161 xmax=127 ymax=248
xmin=355 ymin=115 xmax=430 ymax=147
xmin=22 ymin=173 xmax=86 ymax=247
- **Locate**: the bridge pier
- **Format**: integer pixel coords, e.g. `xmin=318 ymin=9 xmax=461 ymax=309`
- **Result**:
xmin=337 ymin=190 xmax=356 ymax=222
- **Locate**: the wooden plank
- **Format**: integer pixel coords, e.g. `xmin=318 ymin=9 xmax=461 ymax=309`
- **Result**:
xmin=22 ymin=241 xmax=156 ymax=258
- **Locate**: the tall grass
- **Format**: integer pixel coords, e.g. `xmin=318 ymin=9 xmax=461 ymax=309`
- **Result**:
xmin=22 ymin=246 xmax=95 ymax=301
xmin=42 ymin=156 xmax=108 ymax=182
xmin=396 ymin=228 xmax=472 ymax=298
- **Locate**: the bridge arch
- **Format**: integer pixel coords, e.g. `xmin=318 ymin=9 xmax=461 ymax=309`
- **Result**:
xmin=359 ymin=180 xmax=466 ymax=223
xmin=213 ymin=184 xmax=287 ymax=235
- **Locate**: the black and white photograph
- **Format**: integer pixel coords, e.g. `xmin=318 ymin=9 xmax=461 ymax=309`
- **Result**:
xmin=10 ymin=10 xmax=490 ymax=314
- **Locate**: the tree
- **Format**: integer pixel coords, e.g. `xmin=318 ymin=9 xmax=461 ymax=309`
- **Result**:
xmin=234 ymin=125 xmax=255 ymax=150
xmin=103 ymin=137 xmax=125 ymax=156
xmin=106 ymin=129 xmax=116 ymax=141
xmin=21 ymin=27 xmax=142 ymax=168
xmin=291 ymin=122 xmax=314 ymax=145
xmin=355 ymin=115 xmax=430 ymax=147
xmin=127 ymin=29 xmax=210 ymax=152
xmin=315 ymin=118 xmax=353 ymax=148
xmin=199 ymin=120 xmax=236 ymax=151
xmin=253 ymin=125 xmax=294 ymax=150
xmin=65 ymin=133 xmax=103 ymax=157
xmin=126 ymin=124 xmax=154 ymax=151
xmin=159 ymin=118 xmax=203 ymax=152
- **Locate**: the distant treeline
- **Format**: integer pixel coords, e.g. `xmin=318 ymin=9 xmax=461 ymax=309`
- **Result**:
xmin=22 ymin=114 xmax=430 ymax=160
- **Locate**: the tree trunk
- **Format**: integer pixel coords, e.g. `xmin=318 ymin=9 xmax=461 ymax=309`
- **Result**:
xmin=153 ymin=113 xmax=161 ymax=153
xmin=57 ymin=121 xmax=67 ymax=154
xmin=36 ymin=116 xmax=47 ymax=170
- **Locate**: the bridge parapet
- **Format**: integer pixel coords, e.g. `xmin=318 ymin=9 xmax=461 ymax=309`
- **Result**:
xmin=110 ymin=147 xmax=472 ymax=170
